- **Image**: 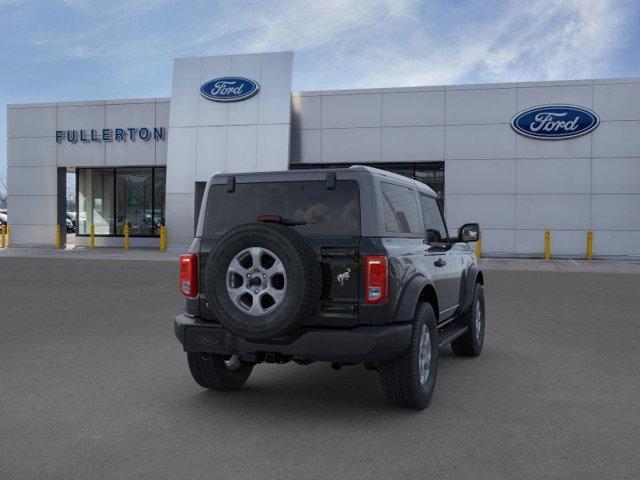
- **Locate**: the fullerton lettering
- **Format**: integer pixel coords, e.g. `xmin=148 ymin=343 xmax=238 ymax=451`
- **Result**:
xmin=55 ymin=127 xmax=165 ymax=143
xmin=529 ymin=112 xmax=580 ymax=133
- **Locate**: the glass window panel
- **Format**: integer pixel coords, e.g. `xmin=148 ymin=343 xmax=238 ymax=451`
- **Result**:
xmin=153 ymin=168 xmax=166 ymax=235
xmin=204 ymin=180 xmax=360 ymax=238
xmin=77 ymin=169 xmax=114 ymax=235
xmin=415 ymin=164 xmax=445 ymax=207
xmin=115 ymin=168 xmax=153 ymax=236
xmin=380 ymin=181 xmax=421 ymax=234
xmin=420 ymin=194 xmax=447 ymax=243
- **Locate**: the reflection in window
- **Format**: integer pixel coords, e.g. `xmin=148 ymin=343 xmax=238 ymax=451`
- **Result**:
xmin=380 ymin=182 xmax=421 ymax=233
xmin=204 ymin=181 xmax=360 ymax=238
xmin=116 ymin=169 xmax=153 ymax=236
xmin=76 ymin=167 xmax=165 ymax=237
xmin=154 ymin=169 xmax=166 ymax=233
xmin=78 ymin=169 xmax=114 ymax=235
xmin=420 ymin=195 xmax=447 ymax=243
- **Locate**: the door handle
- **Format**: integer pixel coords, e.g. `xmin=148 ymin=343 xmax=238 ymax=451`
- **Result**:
xmin=434 ymin=258 xmax=446 ymax=267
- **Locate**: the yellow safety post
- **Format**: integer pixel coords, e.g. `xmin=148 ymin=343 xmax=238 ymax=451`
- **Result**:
xmin=6 ymin=224 xmax=10 ymax=246
xmin=90 ymin=224 xmax=95 ymax=249
xmin=124 ymin=224 xmax=130 ymax=251
xmin=1 ymin=224 xmax=6 ymax=248
xmin=544 ymin=230 xmax=551 ymax=260
xmin=55 ymin=225 xmax=62 ymax=249
xmin=475 ymin=232 xmax=481 ymax=258
xmin=587 ymin=230 xmax=593 ymax=261
xmin=160 ymin=226 xmax=167 ymax=252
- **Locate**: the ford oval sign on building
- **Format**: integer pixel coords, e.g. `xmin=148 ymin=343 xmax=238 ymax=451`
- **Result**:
xmin=511 ymin=105 xmax=599 ymax=140
xmin=200 ymin=77 xmax=260 ymax=102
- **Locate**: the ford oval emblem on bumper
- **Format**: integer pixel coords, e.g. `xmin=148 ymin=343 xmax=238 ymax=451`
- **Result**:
xmin=511 ymin=104 xmax=599 ymax=140
xmin=200 ymin=77 xmax=260 ymax=102
xmin=195 ymin=335 xmax=220 ymax=346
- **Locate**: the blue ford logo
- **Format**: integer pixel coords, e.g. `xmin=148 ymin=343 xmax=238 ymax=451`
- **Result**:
xmin=511 ymin=105 xmax=599 ymax=140
xmin=200 ymin=77 xmax=260 ymax=102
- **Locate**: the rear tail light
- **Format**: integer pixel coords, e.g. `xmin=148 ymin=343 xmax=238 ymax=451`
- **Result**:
xmin=364 ymin=256 xmax=388 ymax=304
xmin=179 ymin=253 xmax=198 ymax=298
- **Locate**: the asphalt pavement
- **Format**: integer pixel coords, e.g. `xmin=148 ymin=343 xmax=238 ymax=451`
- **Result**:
xmin=1 ymin=257 xmax=639 ymax=479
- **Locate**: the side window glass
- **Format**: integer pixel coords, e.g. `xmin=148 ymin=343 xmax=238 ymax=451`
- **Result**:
xmin=420 ymin=195 xmax=447 ymax=243
xmin=380 ymin=182 xmax=421 ymax=234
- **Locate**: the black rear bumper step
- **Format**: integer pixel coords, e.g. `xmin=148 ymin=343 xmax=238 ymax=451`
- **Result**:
xmin=438 ymin=325 xmax=467 ymax=347
xmin=175 ymin=314 xmax=412 ymax=363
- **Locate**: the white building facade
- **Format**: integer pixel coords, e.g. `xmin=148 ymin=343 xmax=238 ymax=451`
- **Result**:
xmin=6 ymin=52 xmax=640 ymax=257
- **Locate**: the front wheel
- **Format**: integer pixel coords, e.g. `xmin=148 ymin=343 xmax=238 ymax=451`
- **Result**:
xmin=379 ymin=302 xmax=438 ymax=409
xmin=187 ymin=352 xmax=253 ymax=390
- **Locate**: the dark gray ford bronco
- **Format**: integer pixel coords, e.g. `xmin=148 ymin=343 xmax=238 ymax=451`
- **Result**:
xmin=174 ymin=166 xmax=485 ymax=409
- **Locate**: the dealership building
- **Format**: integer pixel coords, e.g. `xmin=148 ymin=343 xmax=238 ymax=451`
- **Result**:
xmin=6 ymin=51 xmax=640 ymax=257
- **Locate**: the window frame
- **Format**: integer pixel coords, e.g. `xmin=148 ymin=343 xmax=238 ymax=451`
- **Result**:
xmin=75 ymin=166 xmax=166 ymax=238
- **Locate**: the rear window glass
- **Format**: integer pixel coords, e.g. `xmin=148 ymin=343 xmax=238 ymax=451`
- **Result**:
xmin=204 ymin=180 xmax=360 ymax=237
xmin=380 ymin=181 xmax=421 ymax=233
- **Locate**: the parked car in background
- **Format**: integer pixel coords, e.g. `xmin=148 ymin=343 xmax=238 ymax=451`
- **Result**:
xmin=66 ymin=212 xmax=76 ymax=233
xmin=0 ymin=212 xmax=7 ymax=226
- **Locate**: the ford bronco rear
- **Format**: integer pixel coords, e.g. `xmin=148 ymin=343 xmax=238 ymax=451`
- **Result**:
xmin=174 ymin=166 xmax=485 ymax=409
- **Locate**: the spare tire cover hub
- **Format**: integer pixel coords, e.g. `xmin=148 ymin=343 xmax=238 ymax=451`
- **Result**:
xmin=226 ymin=247 xmax=287 ymax=316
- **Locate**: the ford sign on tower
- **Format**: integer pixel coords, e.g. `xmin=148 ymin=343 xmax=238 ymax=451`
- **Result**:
xmin=200 ymin=77 xmax=260 ymax=102
xmin=511 ymin=104 xmax=599 ymax=140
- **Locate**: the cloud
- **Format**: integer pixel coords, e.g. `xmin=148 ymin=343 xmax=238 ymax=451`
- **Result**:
xmin=339 ymin=0 xmax=627 ymax=87
xmin=9 ymin=0 xmax=634 ymax=88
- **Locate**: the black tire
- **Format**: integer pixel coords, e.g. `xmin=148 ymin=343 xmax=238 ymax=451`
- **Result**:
xmin=204 ymin=222 xmax=322 ymax=342
xmin=379 ymin=302 xmax=438 ymax=409
xmin=451 ymin=283 xmax=485 ymax=356
xmin=187 ymin=352 xmax=253 ymax=391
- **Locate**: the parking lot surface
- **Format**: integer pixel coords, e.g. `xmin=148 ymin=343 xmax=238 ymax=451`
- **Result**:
xmin=1 ymin=257 xmax=639 ymax=479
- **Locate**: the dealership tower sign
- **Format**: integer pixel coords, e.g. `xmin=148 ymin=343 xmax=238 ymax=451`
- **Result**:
xmin=511 ymin=105 xmax=599 ymax=140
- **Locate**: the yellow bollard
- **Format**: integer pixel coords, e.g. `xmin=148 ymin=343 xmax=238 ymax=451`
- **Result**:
xmin=544 ymin=230 xmax=551 ymax=260
xmin=55 ymin=225 xmax=62 ymax=249
xmin=124 ymin=224 xmax=129 ymax=251
xmin=160 ymin=226 xmax=167 ymax=252
xmin=6 ymin=224 xmax=10 ymax=246
xmin=90 ymin=224 xmax=95 ymax=249
xmin=587 ymin=230 xmax=593 ymax=261
xmin=1 ymin=224 xmax=6 ymax=248
xmin=475 ymin=232 xmax=481 ymax=258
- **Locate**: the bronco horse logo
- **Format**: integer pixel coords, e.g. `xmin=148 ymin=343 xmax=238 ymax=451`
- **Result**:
xmin=336 ymin=268 xmax=351 ymax=286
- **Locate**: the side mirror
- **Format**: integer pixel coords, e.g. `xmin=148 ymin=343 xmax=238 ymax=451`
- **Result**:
xmin=458 ymin=223 xmax=480 ymax=243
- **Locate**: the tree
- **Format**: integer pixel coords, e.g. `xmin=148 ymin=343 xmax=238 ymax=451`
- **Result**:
xmin=0 ymin=176 xmax=7 ymax=209
xmin=66 ymin=173 xmax=76 ymax=212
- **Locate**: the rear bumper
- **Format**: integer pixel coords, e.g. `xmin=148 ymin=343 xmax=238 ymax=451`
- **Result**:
xmin=174 ymin=314 xmax=412 ymax=363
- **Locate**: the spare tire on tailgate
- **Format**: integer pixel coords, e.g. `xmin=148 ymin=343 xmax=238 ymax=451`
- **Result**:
xmin=204 ymin=222 xmax=322 ymax=342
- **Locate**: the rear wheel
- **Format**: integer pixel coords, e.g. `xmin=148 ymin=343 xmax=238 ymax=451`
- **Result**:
xmin=451 ymin=283 xmax=485 ymax=356
xmin=379 ymin=302 xmax=438 ymax=409
xmin=187 ymin=352 xmax=253 ymax=391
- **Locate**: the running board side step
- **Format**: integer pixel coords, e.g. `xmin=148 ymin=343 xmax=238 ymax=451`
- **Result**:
xmin=437 ymin=325 xmax=468 ymax=347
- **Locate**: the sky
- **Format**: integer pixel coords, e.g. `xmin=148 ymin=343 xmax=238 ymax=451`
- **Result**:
xmin=1 ymin=0 xmax=639 ymax=190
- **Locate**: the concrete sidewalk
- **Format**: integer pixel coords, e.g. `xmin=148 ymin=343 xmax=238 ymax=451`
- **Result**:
xmin=0 ymin=246 xmax=178 ymax=262
xmin=478 ymin=257 xmax=640 ymax=274
xmin=2 ymin=246 xmax=640 ymax=273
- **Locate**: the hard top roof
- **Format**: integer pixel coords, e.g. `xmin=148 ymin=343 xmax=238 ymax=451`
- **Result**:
xmin=211 ymin=165 xmax=438 ymax=198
